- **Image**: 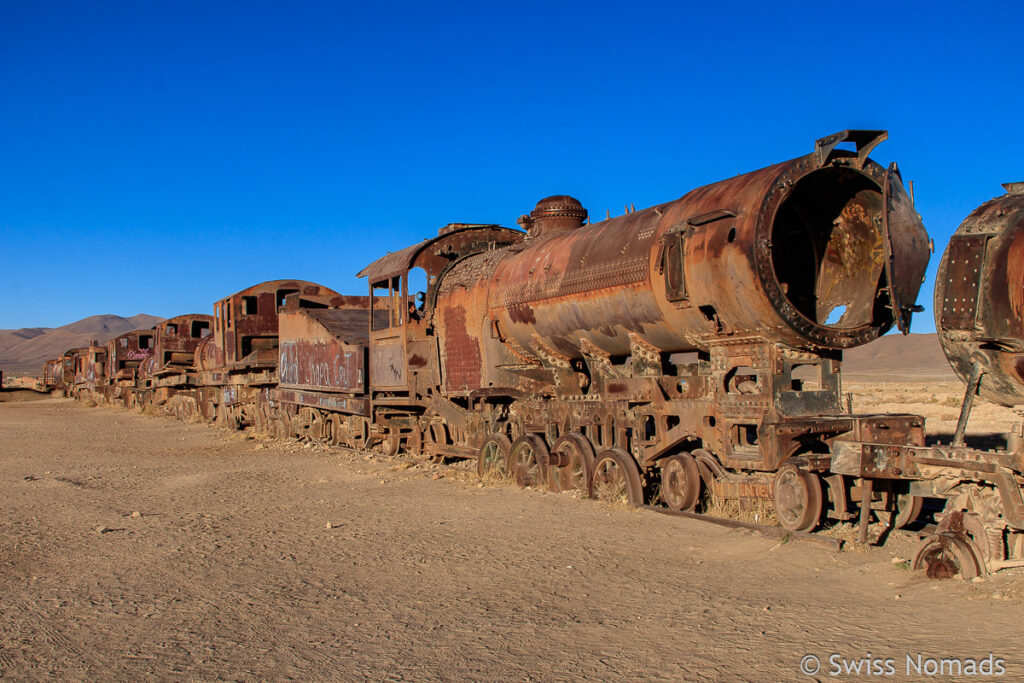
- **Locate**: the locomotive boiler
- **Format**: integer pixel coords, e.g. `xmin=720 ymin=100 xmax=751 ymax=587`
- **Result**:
xmin=935 ymin=182 xmax=1024 ymax=412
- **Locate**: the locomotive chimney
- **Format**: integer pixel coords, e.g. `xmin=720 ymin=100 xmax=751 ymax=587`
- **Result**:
xmin=518 ymin=195 xmax=587 ymax=239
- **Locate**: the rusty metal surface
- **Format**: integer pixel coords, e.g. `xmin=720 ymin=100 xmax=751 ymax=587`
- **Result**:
xmin=356 ymin=225 xmax=523 ymax=281
xmin=939 ymin=234 xmax=989 ymax=330
xmin=278 ymin=306 xmax=369 ymax=394
xmin=212 ymin=280 xmax=346 ymax=369
xmin=42 ymin=358 xmax=64 ymax=389
xmin=104 ymin=329 xmax=155 ymax=386
xmin=441 ymin=147 xmax=928 ymax=372
xmin=882 ymin=163 xmax=931 ymax=333
xmin=935 ymin=187 xmax=1024 ymax=406
xmin=147 ymin=314 xmax=213 ymax=378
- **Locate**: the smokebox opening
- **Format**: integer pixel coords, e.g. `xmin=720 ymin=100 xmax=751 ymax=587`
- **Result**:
xmin=770 ymin=168 xmax=888 ymax=330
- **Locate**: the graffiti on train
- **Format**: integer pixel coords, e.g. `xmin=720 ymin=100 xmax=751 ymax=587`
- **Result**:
xmin=279 ymin=340 xmax=364 ymax=392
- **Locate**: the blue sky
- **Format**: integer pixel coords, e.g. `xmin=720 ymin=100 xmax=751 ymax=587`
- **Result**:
xmin=1 ymin=1 xmax=1021 ymax=332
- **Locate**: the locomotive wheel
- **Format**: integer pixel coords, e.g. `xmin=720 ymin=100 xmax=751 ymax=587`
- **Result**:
xmin=507 ymin=435 xmax=549 ymax=488
xmin=590 ymin=448 xmax=644 ymax=506
xmin=310 ymin=409 xmax=326 ymax=441
xmin=893 ymin=492 xmax=924 ymax=529
xmin=773 ymin=464 xmax=823 ymax=532
xmin=477 ymin=434 xmax=512 ymax=479
xmin=275 ymin=411 xmax=293 ymax=439
xmin=352 ymin=418 xmax=371 ymax=450
xmin=406 ymin=425 xmax=424 ymax=458
xmin=660 ymin=453 xmax=701 ymax=512
xmin=424 ymin=421 xmax=452 ymax=463
xmin=297 ymin=408 xmax=324 ymax=441
xmin=913 ymin=532 xmax=984 ymax=580
xmin=551 ymin=432 xmax=595 ymax=494
xmin=379 ymin=435 xmax=400 ymax=458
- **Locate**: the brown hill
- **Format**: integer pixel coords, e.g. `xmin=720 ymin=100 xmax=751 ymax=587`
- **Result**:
xmin=0 ymin=314 xmax=164 ymax=374
xmin=843 ymin=332 xmax=956 ymax=380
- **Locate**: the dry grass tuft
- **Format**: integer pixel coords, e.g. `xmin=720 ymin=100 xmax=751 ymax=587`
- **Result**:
xmin=703 ymin=490 xmax=780 ymax=526
xmin=479 ymin=465 xmax=515 ymax=488
xmin=592 ymin=480 xmax=630 ymax=509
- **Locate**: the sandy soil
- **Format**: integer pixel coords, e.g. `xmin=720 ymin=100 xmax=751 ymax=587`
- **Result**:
xmin=0 ymin=389 xmax=52 ymax=403
xmin=3 ymin=392 xmax=1024 ymax=681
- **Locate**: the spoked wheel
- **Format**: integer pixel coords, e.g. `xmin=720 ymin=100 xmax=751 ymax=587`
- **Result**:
xmin=660 ymin=453 xmax=701 ymax=512
xmin=590 ymin=448 xmax=644 ymax=506
xmin=507 ymin=435 xmax=549 ymax=488
xmin=913 ymin=532 xmax=985 ymax=580
xmin=477 ymin=434 xmax=512 ymax=478
xmin=773 ymin=464 xmax=823 ymax=532
xmin=550 ymin=432 xmax=595 ymax=494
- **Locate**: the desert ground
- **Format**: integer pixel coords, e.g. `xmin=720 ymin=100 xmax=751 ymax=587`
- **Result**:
xmin=2 ymin=381 xmax=1023 ymax=682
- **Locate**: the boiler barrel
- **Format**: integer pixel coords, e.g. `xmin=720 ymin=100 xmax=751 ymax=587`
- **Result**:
xmin=935 ymin=184 xmax=1024 ymax=406
xmin=483 ymin=150 xmax=929 ymax=360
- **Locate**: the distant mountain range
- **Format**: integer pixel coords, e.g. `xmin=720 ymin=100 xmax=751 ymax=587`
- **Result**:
xmin=0 ymin=314 xmax=164 ymax=373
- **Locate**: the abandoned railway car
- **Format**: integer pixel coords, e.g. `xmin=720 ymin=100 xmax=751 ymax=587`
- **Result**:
xmin=134 ymin=313 xmax=214 ymax=417
xmin=43 ymin=130 xmax=1024 ymax=579
xmin=193 ymin=279 xmax=361 ymax=427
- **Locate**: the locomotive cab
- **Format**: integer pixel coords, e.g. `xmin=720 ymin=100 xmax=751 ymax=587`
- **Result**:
xmin=210 ymin=280 xmax=345 ymax=369
xmin=358 ymin=223 xmax=526 ymax=397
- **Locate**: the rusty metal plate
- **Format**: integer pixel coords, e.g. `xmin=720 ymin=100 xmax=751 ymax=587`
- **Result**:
xmin=274 ymin=387 xmax=369 ymax=416
xmin=940 ymin=234 xmax=988 ymax=330
xmin=279 ymin=340 xmax=365 ymax=393
xmin=440 ymin=305 xmax=482 ymax=392
xmin=497 ymin=257 xmax=648 ymax=307
xmin=370 ymin=337 xmax=406 ymax=388
xmin=882 ymin=163 xmax=931 ymax=333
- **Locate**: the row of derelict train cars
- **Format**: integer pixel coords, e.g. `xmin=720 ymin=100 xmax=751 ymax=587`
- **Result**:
xmin=41 ymin=131 xmax=1024 ymax=579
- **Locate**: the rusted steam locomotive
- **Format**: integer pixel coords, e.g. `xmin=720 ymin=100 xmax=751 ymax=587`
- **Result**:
xmin=43 ymin=130 xmax=1024 ymax=578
